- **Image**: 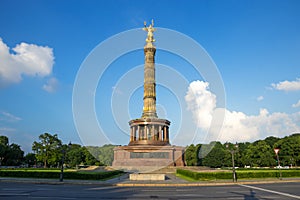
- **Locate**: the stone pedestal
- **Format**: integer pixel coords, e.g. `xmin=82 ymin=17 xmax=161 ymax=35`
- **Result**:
xmin=129 ymin=174 xmax=165 ymax=181
xmin=112 ymin=145 xmax=185 ymax=172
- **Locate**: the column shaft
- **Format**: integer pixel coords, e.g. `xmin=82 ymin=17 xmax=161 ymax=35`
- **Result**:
xmin=138 ymin=126 xmax=141 ymax=140
xmin=130 ymin=127 xmax=133 ymax=142
xmin=163 ymin=126 xmax=167 ymax=141
xmin=133 ymin=126 xmax=136 ymax=141
xmin=158 ymin=125 xmax=162 ymax=141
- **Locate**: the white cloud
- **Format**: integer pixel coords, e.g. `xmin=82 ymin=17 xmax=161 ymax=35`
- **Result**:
xmin=271 ymin=78 xmax=300 ymax=91
xmin=43 ymin=77 xmax=59 ymax=93
xmin=0 ymin=38 xmax=54 ymax=87
xmin=0 ymin=111 xmax=22 ymax=122
xmin=0 ymin=127 xmax=16 ymax=132
xmin=257 ymin=96 xmax=264 ymax=101
xmin=185 ymin=81 xmax=216 ymax=129
xmin=186 ymin=80 xmax=300 ymax=143
xmin=0 ymin=111 xmax=20 ymax=134
xmin=292 ymin=100 xmax=300 ymax=108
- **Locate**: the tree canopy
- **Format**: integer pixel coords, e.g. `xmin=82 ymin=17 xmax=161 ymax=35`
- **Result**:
xmin=32 ymin=133 xmax=62 ymax=168
xmin=0 ymin=135 xmax=24 ymax=166
xmin=185 ymin=133 xmax=300 ymax=168
xmin=1 ymin=132 xmax=299 ymax=168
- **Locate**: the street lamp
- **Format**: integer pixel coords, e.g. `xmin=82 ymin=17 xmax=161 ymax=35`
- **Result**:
xmin=274 ymin=148 xmax=282 ymax=180
xmin=226 ymin=143 xmax=238 ymax=182
xmin=59 ymin=142 xmax=72 ymax=182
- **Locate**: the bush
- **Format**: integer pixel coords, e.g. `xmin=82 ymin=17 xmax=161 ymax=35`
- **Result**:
xmin=177 ymin=169 xmax=232 ymax=180
xmin=63 ymin=171 xmax=123 ymax=180
xmin=237 ymin=170 xmax=300 ymax=179
xmin=177 ymin=169 xmax=300 ymax=181
xmin=0 ymin=169 xmax=123 ymax=180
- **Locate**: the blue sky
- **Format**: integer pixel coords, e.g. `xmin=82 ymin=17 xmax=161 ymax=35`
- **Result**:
xmin=0 ymin=0 xmax=299 ymax=153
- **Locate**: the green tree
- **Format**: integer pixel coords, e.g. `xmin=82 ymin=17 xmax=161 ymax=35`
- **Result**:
xmin=201 ymin=142 xmax=227 ymax=168
xmin=97 ymin=144 xmax=116 ymax=166
xmin=0 ymin=135 xmax=24 ymax=166
xmin=0 ymin=135 xmax=9 ymax=146
xmin=32 ymin=133 xmax=62 ymax=168
xmin=6 ymin=143 xmax=24 ymax=166
xmin=244 ymin=140 xmax=276 ymax=167
xmin=185 ymin=144 xmax=197 ymax=166
xmin=265 ymin=136 xmax=280 ymax=148
xmin=66 ymin=144 xmax=85 ymax=168
xmin=82 ymin=147 xmax=98 ymax=165
xmin=85 ymin=145 xmax=117 ymax=166
xmin=274 ymin=133 xmax=300 ymax=167
xmin=24 ymin=153 xmax=37 ymax=167
xmin=236 ymin=142 xmax=251 ymax=167
xmin=195 ymin=144 xmax=202 ymax=166
xmin=0 ymin=136 xmax=9 ymax=165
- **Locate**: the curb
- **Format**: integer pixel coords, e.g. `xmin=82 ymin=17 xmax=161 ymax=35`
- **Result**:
xmin=0 ymin=178 xmax=113 ymax=186
xmin=116 ymin=179 xmax=300 ymax=187
xmin=1 ymin=177 xmax=300 ymax=187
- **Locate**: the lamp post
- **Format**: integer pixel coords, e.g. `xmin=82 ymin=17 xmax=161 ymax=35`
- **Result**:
xmin=59 ymin=142 xmax=72 ymax=182
xmin=226 ymin=143 xmax=238 ymax=182
xmin=274 ymin=148 xmax=282 ymax=180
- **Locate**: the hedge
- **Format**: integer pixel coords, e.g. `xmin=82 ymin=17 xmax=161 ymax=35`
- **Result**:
xmin=177 ymin=169 xmax=300 ymax=181
xmin=0 ymin=170 xmax=124 ymax=180
xmin=235 ymin=168 xmax=300 ymax=171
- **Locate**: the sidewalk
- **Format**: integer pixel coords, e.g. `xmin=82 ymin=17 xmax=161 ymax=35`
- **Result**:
xmin=1 ymin=174 xmax=300 ymax=187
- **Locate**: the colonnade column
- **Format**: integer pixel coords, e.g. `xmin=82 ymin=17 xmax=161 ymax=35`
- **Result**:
xmin=151 ymin=125 xmax=155 ymax=140
xmin=128 ymin=120 xmax=170 ymax=145
xmin=132 ymin=126 xmax=136 ymax=141
xmin=138 ymin=126 xmax=141 ymax=140
xmin=144 ymin=126 xmax=147 ymax=140
xmin=158 ymin=125 xmax=162 ymax=141
xmin=166 ymin=127 xmax=169 ymax=141
xmin=163 ymin=126 xmax=167 ymax=141
xmin=130 ymin=127 xmax=133 ymax=142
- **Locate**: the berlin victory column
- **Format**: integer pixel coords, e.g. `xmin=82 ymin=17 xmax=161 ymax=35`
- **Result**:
xmin=129 ymin=20 xmax=171 ymax=146
xmin=112 ymin=21 xmax=184 ymax=171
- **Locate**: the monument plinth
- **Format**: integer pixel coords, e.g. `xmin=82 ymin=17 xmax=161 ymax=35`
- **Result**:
xmin=112 ymin=20 xmax=185 ymax=172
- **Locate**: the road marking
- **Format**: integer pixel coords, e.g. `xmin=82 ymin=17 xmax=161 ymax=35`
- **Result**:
xmin=31 ymin=197 xmax=76 ymax=199
xmin=239 ymin=184 xmax=300 ymax=199
xmin=0 ymin=193 xmax=29 ymax=196
xmin=141 ymin=189 xmax=171 ymax=192
xmin=87 ymin=186 xmax=116 ymax=190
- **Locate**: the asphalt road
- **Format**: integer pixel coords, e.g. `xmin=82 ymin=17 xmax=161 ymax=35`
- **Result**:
xmin=1 ymin=182 xmax=300 ymax=200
